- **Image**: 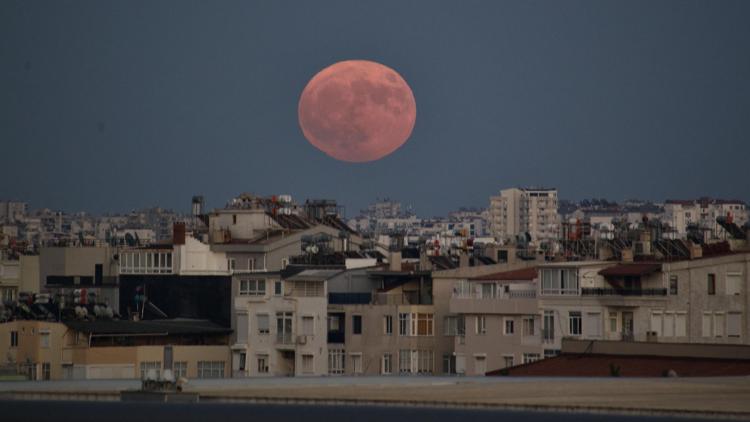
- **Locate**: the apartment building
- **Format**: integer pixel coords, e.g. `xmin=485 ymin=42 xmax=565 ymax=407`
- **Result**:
xmin=0 ymin=319 xmax=231 ymax=380
xmin=231 ymin=269 xmax=329 ymax=377
xmin=326 ymin=267 xmax=438 ymax=376
xmin=448 ymin=250 xmax=750 ymax=376
xmin=449 ymin=267 xmax=540 ymax=375
xmin=118 ymin=225 xmax=232 ymax=326
xmin=489 ymin=188 xmax=559 ymax=247
xmin=664 ymin=198 xmax=748 ymax=240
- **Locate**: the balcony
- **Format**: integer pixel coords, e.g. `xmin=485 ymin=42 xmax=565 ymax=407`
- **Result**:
xmin=276 ymin=332 xmax=294 ymax=348
xmin=449 ymin=291 xmax=538 ymax=315
xmin=581 ymin=288 xmax=667 ymax=297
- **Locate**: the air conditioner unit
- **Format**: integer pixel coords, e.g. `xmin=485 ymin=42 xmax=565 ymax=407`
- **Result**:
xmin=646 ymin=331 xmax=658 ymax=342
xmin=296 ymin=335 xmax=307 ymax=345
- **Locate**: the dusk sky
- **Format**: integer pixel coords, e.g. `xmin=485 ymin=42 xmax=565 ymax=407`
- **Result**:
xmin=2 ymin=0 xmax=749 ymax=217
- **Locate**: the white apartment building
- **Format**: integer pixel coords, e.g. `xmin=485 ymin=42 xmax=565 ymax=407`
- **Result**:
xmin=664 ymin=199 xmax=748 ymax=240
xmin=489 ymin=188 xmax=559 ymax=247
xmin=231 ymin=269 xmax=330 ymax=377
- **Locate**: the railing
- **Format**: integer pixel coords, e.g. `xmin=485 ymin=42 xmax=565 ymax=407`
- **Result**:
xmin=581 ymin=288 xmax=667 ymax=297
xmin=621 ymin=331 xmax=634 ymax=342
xmin=329 ymin=293 xmax=371 ymax=305
xmin=276 ymin=332 xmax=293 ymax=345
xmin=452 ymin=290 xmax=537 ymax=300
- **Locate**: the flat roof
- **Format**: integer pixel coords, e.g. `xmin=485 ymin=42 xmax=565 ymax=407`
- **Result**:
xmin=63 ymin=319 xmax=232 ymax=336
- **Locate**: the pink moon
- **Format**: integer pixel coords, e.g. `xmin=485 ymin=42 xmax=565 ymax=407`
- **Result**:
xmin=298 ymin=60 xmax=417 ymax=162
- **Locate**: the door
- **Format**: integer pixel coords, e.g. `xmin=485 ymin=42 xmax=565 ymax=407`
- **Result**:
xmin=622 ymin=312 xmax=634 ymax=341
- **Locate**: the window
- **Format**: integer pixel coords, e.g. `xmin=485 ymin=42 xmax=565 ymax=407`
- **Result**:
xmin=714 ymin=313 xmax=725 ymax=337
xmin=707 ymin=274 xmax=716 ymax=295
xmin=382 ymin=353 xmax=393 ymax=374
xmin=228 ymin=258 xmax=236 ymax=272
xmin=10 ymin=331 xmax=18 ymax=348
xmin=474 ymin=356 xmax=486 ymax=375
xmin=352 ymin=315 xmax=362 ymax=335
xmin=476 ymin=316 xmax=486 ymax=335
xmin=541 ymin=268 xmax=578 ymax=295
xmin=257 ymin=355 xmax=269 ymax=373
xmin=663 ymin=312 xmax=675 ymax=337
xmin=384 ymin=315 xmax=393 ymax=335
xmin=522 ymin=317 xmax=535 ymax=336
xmin=504 ymin=318 xmax=514 ymax=335
xmin=726 ymin=273 xmax=742 ymax=296
xmin=274 ymin=280 xmax=283 ymax=296
xmin=543 ymin=311 xmax=555 ymax=341
xmin=481 ymin=283 xmax=495 ymax=299
xmin=568 ymin=311 xmax=582 ymax=336
xmin=238 ymin=352 xmax=247 ymax=371
xmin=727 ymin=312 xmax=741 ymax=337
xmin=173 ymin=362 xmax=188 ymax=378
xmin=398 ymin=350 xmax=411 ymax=374
xmin=503 ymin=355 xmax=514 ymax=368
xmin=351 ymin=354 xmax=362 ymax=374
xmin=42 ymin=363 xmax=51 ymax=381
xmin=702 ymin=312 xmax=712 ymax=337
xmin=232 ymin=214 xmax=237 ymax=224
xmin=444 ymin=316 xmax=457 ymax=336
xmin=415 ymin=313 xmax=434 ymax=336
xmin=281 ymin=258 xmax=289 ymax=270
xmin=523 ymin=353 xmax=541 ymax=364
xmin=544 ymin=349 xmax=560 ymax=359
xmin=416 ymin=350 xmax=434 ymax=374
xmin=302 ymin=354 xmax=314 ymax=374
xmin=650 ymin=311 xmax=663 ymax=336
xmin=240 ymin=279 xmax=265 ymax=296
xmin=40 ymin=332 xmax=50 ymax=348
xmin=398 ymin=313 xmax=409 ymax=336
xmin=675 ymin=313 xmax=687 ymax=337
xmin=302 ymin=316 xmax=314 ymax=336
xmin=257 ymin=314 xmax=270 ymax=334
xmin=197 ymin=361 xmax=225 ymax=378
xmin=669 ymin=276 xmax=678 ymax=295
xmin=140 ymin=361 xmax=162 ymax=379
xmin=608 ymin=312 xmax=618 ymax=333
xmin=328 ymin=348 xmax=345 ymax=374
xmin=586 ymin=312 xmax=603 ymax=338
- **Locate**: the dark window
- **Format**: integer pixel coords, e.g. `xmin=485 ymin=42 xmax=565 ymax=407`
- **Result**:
xmin=707 ymin=274 xmax=716 ymax=295
xmin=10 ymin=331 xmax=18 ymax=347
xmin=352 ymin=315 xmax=362 ymax=335
xmin=669 ymin=276 xmax=678 ymax=295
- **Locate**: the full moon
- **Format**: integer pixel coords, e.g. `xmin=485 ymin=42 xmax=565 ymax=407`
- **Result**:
xmin=298 ymin=60 xmax=416 ymax=162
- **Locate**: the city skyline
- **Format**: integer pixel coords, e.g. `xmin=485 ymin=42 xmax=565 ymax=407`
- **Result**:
xmin=2 ymin=1 xmax=750 ymax=216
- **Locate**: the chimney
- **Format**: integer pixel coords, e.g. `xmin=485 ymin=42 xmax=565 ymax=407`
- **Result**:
xmin=389 ymin=250 xmax=402 ymax=272
xmin=173 ymin=222 xmax=186 ymax=245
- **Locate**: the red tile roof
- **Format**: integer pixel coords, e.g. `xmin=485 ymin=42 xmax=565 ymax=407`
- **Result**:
xmin=599 ymin=263 xmax=661 ymax=277
xmin=471 ymin=267 xmax=537 ymax=281
xmin=488 ymin=353 xmax=750 ymax=377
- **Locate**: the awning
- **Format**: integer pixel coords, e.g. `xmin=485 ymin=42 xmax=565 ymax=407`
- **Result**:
xmin=599 ymin=263 xmax=661 ymax=278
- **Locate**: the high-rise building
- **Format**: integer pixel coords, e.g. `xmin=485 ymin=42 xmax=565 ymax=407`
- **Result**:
xmin=489 ymin=188 xmax=559 ymax=246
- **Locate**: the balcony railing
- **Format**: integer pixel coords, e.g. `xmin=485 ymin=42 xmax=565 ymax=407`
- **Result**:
xmin=452 ymin=290 xmax=536 ymax=300
xmin=581 ymin=288 xmax=667 ymax=297
xmin=276 ymin=332 xmax=293 ymax=345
